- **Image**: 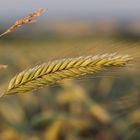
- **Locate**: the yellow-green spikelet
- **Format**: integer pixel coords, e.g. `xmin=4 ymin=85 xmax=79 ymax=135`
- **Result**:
xmin=6 ymin=53 xmax=132 ymax=95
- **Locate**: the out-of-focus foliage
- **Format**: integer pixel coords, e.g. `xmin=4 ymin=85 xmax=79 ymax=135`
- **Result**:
xmin=0 ymin=36 xmax=139 ymax=140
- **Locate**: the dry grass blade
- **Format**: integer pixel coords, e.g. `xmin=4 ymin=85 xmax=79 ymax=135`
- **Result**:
xmin=5 ymin=53 xmax=132 ymax=95
xmin=0 ymin=64 xmax=8 ymax=70
xmin=0 ymin=8 xmax=47 ymax=37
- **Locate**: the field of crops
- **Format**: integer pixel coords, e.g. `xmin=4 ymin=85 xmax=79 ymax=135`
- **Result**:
xmin=0 ymin=36 xmax=140 ymax=140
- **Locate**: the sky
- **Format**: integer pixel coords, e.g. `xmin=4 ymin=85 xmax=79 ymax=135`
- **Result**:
xmin=0 ymin=0 xmax=140 ymax=21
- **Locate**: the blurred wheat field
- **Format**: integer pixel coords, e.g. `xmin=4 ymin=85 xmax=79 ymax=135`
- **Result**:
xmin=0 ymin=36 xmax=140 ymax=140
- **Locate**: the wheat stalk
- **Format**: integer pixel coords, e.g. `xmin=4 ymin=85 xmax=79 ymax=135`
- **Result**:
xmin=0 ymin=8 xmax=47 ymax=37
xmin=0 ymin=64 xmax=7 ymax=70
xmin=4 ymin=53 xmax=132 ymax=95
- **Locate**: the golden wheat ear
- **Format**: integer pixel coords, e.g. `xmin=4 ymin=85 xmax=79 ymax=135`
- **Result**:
xmin=4 ymin=53 xmax=132 ymax=95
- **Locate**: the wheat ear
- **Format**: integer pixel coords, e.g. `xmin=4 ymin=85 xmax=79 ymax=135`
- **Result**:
xmin=0 ymin=8 xmax=47 ymax=37
xmin=5 ymin=53 xmax=132 ymax=95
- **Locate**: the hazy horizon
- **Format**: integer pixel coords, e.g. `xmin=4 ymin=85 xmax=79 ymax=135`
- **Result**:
xmin=0 ymin=0 xmax=140 ymax=22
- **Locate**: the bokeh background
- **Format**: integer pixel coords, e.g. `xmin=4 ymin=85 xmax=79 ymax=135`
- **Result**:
xmin=0 ymin=0 xmax=140 ymax=140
